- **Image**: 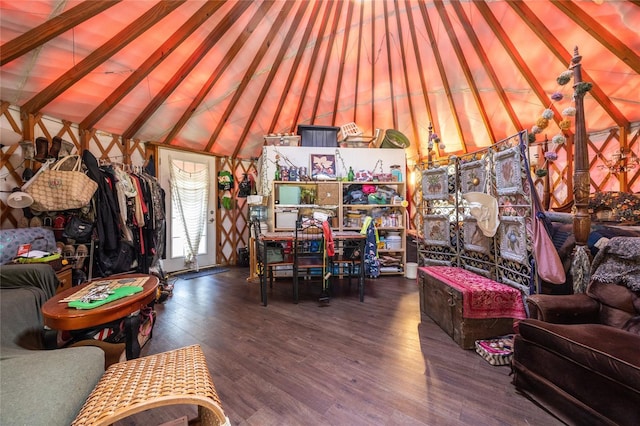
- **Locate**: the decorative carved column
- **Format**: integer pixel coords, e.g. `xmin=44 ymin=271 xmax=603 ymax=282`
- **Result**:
xmin=571 ymin=47 xmax=591 ymax=248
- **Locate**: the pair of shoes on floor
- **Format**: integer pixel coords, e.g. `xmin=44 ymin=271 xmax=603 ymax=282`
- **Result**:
xmin=62 ymin=244 xmax=88 ymax=269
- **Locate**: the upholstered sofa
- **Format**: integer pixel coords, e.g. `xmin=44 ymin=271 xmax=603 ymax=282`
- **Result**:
xmin=512 ymin=237 xmax=640 ymax=426
xmin=0 ymin=264 xmax=105 ymax=426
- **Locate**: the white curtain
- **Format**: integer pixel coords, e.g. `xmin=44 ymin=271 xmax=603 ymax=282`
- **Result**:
xmin=169 ymin=159 xmax=209 ymax=270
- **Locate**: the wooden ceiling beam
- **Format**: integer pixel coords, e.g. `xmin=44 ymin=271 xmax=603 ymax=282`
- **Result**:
xmin=309 ymin=1 xmax=343 ymax=124
xmin=393 ymin=0 xmax=419 ymax=147
xmin=291 ymin=1 xmax=334 ymax=129
xmin=370 ymin=1 xmax=375 ymax=129
xmin=1 ymin=1 xmax=120 ymax=66
xmin=405 ymin=0 xmax=435 ymax=160
xmin=267 ymin=1 xmax=323 ymax=134
xmin=80 ymin=1 xmax=224 ymax=131
xmin=233 ymin=2 xmax=311 ymax=158
xmin=198 ymin=1 xmax=279 ymax=152
xmin=135 ymin=1 xmax=254 ymax=143
xmin=474 ymin=2 xmax=564 ymax=130
xmin=417 ymin=1 xmax=467 ymax=153
xmin=551 ymin=0 xmax=640 ymax=75
xmin=21 ymin=1 xmax=184 ymax=115
xmin=352 ymin=1 xmax=365 ymax=124
xmin=331 ymin=1 xmax=355 ymax=126
xmin=382 ymin=1 xmax=398 ymax=129
xmin=509 ymin=1 xmax=629 ymax=130
xmin=206 ymin=1 xmax=296 ymax=154
xmin=450 ymin=1 xmax=523 ymax=133
xmin=434 ymin=1 xmax=495 ymax=144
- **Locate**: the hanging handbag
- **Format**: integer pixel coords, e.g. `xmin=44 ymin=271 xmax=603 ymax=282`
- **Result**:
xmin=521 ymin=141 xmax=566 ymax=285
xmin=26 ymin=155 xmax=98 ymax=211
xmin=62 ymin=216 xmax=94 ymax=243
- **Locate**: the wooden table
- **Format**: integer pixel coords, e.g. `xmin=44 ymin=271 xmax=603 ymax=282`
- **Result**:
xmin=259 ymin=231 xmax=366 ymax=304
xmin=42 ymin=274 xmax=158 ymax=359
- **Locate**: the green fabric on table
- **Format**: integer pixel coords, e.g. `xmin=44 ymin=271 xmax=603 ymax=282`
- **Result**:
xmin=68 ymin=286 xmax=143 ymax=310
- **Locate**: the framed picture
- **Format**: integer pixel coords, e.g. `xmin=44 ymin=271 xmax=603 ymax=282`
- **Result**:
xmin=460 ymin=159 xmax=487 ymax=194
xmin=463 ymin=217 xmax=490 ymax=254
xmin=499 ymin=216 xmax=527 ymax=263
xmin=495 ymin=147 xmax=523 ymax=195
xmin=310 ymin=154 xmax=336 ymax=180
xmin=423 ymin=214 xmax=450 ymax=246
xmin=421 ymin=168 xmax=449 ymax=200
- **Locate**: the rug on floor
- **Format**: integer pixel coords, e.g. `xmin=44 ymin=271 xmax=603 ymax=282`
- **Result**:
xmin=174 ymin=267 xmax=230 ymax=280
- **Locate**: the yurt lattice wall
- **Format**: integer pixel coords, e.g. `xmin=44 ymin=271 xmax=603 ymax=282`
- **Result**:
xmin=1 ymin=105 xmax=254 ymax=267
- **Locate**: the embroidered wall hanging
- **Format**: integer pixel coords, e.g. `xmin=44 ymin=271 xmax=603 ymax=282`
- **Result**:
xmin=495 ymin=147 xmax=523 ymax=196
xmin=459 ymin=159 xmax=487 ymax=194
xmin=423 ymin=214 xmax=450 ymax=246
xmin=421 ymin=168 xmax=449 ymax=200
xmin=499 ymin=216 xmax=527 ymax=264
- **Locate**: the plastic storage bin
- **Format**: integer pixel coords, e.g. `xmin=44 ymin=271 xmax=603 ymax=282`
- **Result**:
xmin=297 ymin=125 xmax=339 ymax=147
xmin=278 ymin=186 xmax=301 ymax=205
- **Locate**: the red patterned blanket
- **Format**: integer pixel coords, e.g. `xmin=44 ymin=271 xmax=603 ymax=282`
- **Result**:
xmin=420 ymin=266 xmax=527 ymax=320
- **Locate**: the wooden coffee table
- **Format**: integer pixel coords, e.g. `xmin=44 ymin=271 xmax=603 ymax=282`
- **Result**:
xmin=42 ymin=274 xmax=158 ymax=359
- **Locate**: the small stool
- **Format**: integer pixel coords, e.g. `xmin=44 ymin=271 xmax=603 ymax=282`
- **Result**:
xmin=73 ymin=345 xmax=229 ymax=426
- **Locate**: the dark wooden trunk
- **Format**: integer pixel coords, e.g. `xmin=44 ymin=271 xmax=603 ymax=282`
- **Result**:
xmin=418 ymin=268 xmax=516 ymax=349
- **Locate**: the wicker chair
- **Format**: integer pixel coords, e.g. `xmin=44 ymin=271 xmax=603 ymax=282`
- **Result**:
xmin=73 ymin=345 xmax=229 ymax=426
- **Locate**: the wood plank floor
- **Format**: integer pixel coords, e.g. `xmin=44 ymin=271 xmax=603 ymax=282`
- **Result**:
xmin=116 ymin=268 xmax=562 ymax=426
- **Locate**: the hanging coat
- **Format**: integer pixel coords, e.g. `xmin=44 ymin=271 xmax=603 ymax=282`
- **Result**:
xmin=360 ymin=216 xmax=380 ymax=278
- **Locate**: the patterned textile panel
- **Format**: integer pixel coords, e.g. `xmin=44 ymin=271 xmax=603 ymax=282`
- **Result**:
xmin=0 ymin=227 xmax=57 ymax=265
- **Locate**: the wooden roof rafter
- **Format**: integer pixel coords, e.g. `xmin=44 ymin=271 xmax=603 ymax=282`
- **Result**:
xmin=21 ymin=1 xmax=185 ymax=115
xmin=417 ymin=1 xmax=466 ymax=154
xmin=206 ymin=1 xmax=296 ymax=153
xmin=370 ymin=1 xmax=375 ymax=128
xmin=474 ymin=2 xmax=565 ymax=130
xmin=0 ymin=1 xmax=121 ymax=66
xmin=267 ymin=1 xmax=323 ymax=135
xmin=132 ymin=1 xmax=260 ymax=143
xmin=551 ymin=0 xmax=640 ymax=76
xmin=161 ymin=1 xmax=254 ymax=147
xmin=392 ymin=0 xmax=420 ymax=147
xmin=331 ymin=1 xmax=356 ymax=126
xmin=508 ymin=1 xmax=629 ymax=130
xmin=80 ymin=1 xmax=225 ymax=132
xmin=290 ymin=0 xmax=335 ymax=129
xmin=434 ymin=1 xmax=495 ymax=144
xmin=404 ymin=0 xmax=436 ymax=160
xmin=382 ymin=1 xmax=398 ymax=129
xmin=309 ymin=0 xmax=343 ymax=125
xmin=352 ymin=1 xmax=365 ymax=125
xmin=233 ymin=2 xmax=311 ymax=158
xmin=450 ymin=1 xmax=523 ymax=134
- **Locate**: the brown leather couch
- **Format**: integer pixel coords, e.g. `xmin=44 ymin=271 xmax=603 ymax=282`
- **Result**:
xmin=512 ymin=279 xmax=640 ymax=426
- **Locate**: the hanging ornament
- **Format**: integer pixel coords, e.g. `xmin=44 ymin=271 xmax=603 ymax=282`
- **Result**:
xmin=531 ymin=125 xmax=542 ymax=135
xmin=557 ymin=70 xmax=573 ymax=85
xmin=544 ymin=151 xmax=558 ymax=161
xmin=550 ymin=92 xmax=564 ymax=102
xmin=536 ymin=117 xmax=550 ymax=130
xmin=542 ymin=109 xmax=554 ymax=120
xmin=552 ymin=134 xmax=566 ymax=145
xmin=559 ymin=119 xmax=572 ymax=131
xmin=562 ymin=107 xmax=577 ymax=117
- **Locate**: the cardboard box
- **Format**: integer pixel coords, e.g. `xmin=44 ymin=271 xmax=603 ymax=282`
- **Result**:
xmin=316 ymin=182 xmax=340 ymax=205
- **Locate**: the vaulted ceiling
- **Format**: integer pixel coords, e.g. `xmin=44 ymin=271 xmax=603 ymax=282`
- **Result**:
xmin=1 ymin=1 xmax=639 ymax=163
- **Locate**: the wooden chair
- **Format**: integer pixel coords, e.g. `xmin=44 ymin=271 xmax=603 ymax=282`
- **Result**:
xmin=293 ymin=219 xmax=328 ymax=303
xmin=252 ymin=220 xmax=294 ymax=306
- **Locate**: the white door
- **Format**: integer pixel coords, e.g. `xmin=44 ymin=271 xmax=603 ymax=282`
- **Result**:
xmin=158 ymin=148 xmax=217 ymax=272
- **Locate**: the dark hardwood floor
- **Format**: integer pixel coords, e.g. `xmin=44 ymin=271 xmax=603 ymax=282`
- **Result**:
xmin=116 ymin=267 xmax=561 ymax=426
